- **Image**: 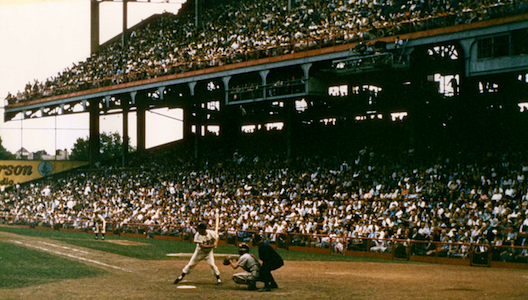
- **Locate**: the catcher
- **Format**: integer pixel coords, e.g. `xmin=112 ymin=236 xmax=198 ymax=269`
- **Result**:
xmin=174 ymin=222 xmax=222 ymax=285
xmin=224 ymin=243 xmax=260 ymax=291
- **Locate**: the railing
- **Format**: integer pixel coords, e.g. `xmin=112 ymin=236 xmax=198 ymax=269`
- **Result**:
xmin=227 ymin=78 xmax=306 ymax=102
xmin=332 ymin=52 xmax=410 ymax=74
xmin=5 ymin=1 xmax=528 ymax=106
xmin=1 ymin=213 xmax=527 ymax=269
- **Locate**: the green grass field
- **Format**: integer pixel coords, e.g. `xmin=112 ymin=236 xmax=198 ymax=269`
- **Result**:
xmin=2 ymin=226 xmax=526 ymax=300
xmin=0 ymin=240 xmax=105 ymax=289
xmin=0 ymin=226 xmax=400 ymax=263
xmin=0 ymin=226 xmax=408 ymax=290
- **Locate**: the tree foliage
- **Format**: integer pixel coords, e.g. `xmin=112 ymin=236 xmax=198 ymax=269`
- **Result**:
xmin=0 ymin=137 xmax=15 ymax=160
xmin=70 ymin=132 xmax=133 ymax=162
xmin=70 ymin=137 xmax=90 ymax=161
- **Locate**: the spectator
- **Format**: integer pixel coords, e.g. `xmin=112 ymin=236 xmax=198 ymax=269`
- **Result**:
xmin=6 ymin=0 xmax=523 ymax=103
xmin=1 ymin=146 xmax=528 ymax=264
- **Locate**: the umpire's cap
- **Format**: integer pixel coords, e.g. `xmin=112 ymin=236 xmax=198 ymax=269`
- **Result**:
xmin=197 ymin=222 xmax=207 ymax=230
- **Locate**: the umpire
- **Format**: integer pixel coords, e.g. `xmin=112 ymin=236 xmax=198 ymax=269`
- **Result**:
xmin=253 ymin=234 xmax=284 ymax=292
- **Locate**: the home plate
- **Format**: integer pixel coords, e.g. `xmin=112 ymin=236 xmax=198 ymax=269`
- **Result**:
xmin=176 ymin=285 xmax=196 ymax=289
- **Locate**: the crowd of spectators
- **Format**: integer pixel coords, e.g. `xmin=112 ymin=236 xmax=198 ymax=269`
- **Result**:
xmin=6 ymin=0 xmax=527 ymax=104
xmin=1 ymin=146 xmax=528 ymax=262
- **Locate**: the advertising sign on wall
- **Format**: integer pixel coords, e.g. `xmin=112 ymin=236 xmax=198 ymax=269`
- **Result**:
xmin=0 ymin=160 xmax=88 ymax=188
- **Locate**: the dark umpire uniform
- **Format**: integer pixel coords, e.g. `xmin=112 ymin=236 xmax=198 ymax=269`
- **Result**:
xmin=254 ymin=235 xmax=284 ymax=292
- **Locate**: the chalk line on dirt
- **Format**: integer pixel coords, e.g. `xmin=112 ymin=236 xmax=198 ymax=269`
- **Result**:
xmin=10 ymin=240 xmax=133 ymax=273
xmin=38 ymin=241 xmax=91 ymax=254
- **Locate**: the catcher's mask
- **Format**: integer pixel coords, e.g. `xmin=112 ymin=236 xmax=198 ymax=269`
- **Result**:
xmin=238 ymin=243 xmax=250 ymax=255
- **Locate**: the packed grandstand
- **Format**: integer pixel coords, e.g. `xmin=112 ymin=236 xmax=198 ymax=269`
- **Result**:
xmin=4 ymin=0 xmax=527 ymax=104
xmin=1 ymin=144 xmax=528 ymax=263
xmin=2 ymin=0 xmax=528 ymax=267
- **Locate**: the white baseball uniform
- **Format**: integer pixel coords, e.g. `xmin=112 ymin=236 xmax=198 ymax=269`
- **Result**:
xmin=93 ymin=206 xmax=106 ymax=234
xmin=182 ymin=229 xmax=220 ymax=276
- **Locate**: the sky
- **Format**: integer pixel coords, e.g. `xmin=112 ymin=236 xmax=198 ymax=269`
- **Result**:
xmin=0 ymin=0 xmax=185 ymax=155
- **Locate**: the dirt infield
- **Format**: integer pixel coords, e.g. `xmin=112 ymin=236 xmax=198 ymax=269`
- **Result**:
xmin=105 ymin=240 xmax=151 ymax=246
xmin=2 ymin=231 xmax=528 ymax=300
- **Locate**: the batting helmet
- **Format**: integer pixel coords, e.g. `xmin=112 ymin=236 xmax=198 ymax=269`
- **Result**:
xmin=238 ymin=243 xmax=250 ymax=255
xmin=197 ymin=222 xmax=207 ymax=230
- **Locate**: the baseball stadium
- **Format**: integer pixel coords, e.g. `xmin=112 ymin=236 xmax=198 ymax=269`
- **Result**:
xmin=2 ymin=0 xmax=528 ymax=299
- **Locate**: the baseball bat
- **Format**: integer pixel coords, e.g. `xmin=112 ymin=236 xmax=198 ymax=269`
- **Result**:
xmin=215 ymin=211 xmax=219 ymax=235
xmin=214 ymin=210 xmax=219 ymax=248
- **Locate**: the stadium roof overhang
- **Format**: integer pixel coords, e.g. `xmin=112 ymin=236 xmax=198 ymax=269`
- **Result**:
xmin=5 ymin=15 xmax=528 ymax=122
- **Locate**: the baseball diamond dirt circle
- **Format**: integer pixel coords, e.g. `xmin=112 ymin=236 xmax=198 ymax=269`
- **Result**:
xmin=2 ymin=230 xmax=528 ymax=300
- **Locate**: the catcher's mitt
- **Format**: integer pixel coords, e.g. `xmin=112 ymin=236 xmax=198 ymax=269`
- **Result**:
xmin=223 ymin=255 xmax=232 ymax=265
xmin=222 ymin=255 xmax=231 ymax=265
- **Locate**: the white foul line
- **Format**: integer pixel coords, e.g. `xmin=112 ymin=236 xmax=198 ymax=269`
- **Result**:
xmin=10 ymin=240 xmax=133 ymax=273
xmin=39 ymin=241 xmax=91 ymax=254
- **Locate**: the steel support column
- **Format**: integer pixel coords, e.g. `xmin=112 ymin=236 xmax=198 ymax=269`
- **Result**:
xmin=122 ymin=0 xmax=128 ymax=48
xmin=89 ymin=98 xmax=100 ymax=167
xmin=122 ymin=95 xmax=130 ymax=167
xmin=285 ymin=99 xmax=294 ymax=158
xmin=137 ymin=93 xmax=146 ymax=153
xmin=90 ymin=0 xmax=100 ymax=55
xmin=187 ymin=82 xmax=199 ymax=159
